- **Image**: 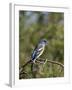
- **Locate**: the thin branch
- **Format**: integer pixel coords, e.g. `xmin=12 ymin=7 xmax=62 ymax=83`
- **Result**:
xmin=19 ymin=60 xmax=32 ymax=74
xmin=38 ymin=58 xmax=64 ymax=68
xmin=22 ymin=60 xmax=32 ymax=68
xmin=47 ymin=60 xmax=64 ymax=68
xmin=19 ymin=58 xmax=64 ymax=77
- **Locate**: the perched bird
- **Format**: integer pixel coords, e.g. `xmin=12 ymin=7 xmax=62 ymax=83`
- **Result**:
xmin=31 ymin=39 xmax=48 ymax=63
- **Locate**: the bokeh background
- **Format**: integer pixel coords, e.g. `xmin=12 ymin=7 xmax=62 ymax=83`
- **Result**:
xmin=19 ymin=10 xmax=64 ymax=79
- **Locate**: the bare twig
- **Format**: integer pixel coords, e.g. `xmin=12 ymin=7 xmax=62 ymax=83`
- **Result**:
xmin=47 ymin=60 xmax=64 ymax=68
xmin=19 ymin=58 xmax=64 ymax=78
xmin=38 ymin=58 xmax=64 ymax=68
xmin=22 ymin=60 xmax=32 ymax=68
xmin=19 ymin=60 xmax=32 ymax=74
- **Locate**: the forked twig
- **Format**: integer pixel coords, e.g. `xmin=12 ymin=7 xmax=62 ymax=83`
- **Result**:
xmin=19 ymin=58 xmax=64 ymax=77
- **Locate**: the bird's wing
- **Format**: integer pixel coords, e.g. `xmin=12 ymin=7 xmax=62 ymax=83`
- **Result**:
xmin=31 ymin=44 xmax=44 ymax=60
xmin=35 ymin=43 xmax=44 ymax=51
xmin=31 ymin=50 xmax=36 ymax=60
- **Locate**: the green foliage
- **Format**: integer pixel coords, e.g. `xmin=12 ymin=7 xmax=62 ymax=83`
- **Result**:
xmin=19 ymin=11 xmax=64 ymax=79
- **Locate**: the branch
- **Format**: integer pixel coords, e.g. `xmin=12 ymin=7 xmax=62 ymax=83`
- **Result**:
xmin=21 ymin=60 xmax=32 ymax=68
xmin=19 ymin=60 xmax=32 ymax=74
xmin=37 ymin=58 xmax=64 ymax=68
xmin=19 ymin=58 xmax=64 ymax=78
xmin=47 ymin=60 xmax=64 ymax=68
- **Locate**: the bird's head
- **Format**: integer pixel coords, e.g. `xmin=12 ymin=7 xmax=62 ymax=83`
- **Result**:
xmin=39 ymin=39 xmax=48 ymax=45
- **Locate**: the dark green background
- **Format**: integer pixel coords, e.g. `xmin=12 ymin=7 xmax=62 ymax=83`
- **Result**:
xmin=19 ymin=11 xmax=64 ymax=79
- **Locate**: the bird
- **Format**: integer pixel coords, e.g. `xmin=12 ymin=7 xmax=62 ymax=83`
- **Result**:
xmin=31 ymin=39 xmax=48 ymax=63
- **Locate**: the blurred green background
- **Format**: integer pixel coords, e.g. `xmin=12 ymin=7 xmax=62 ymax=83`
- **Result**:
xmin=19 ymin=11 xmax=64 ymax=79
